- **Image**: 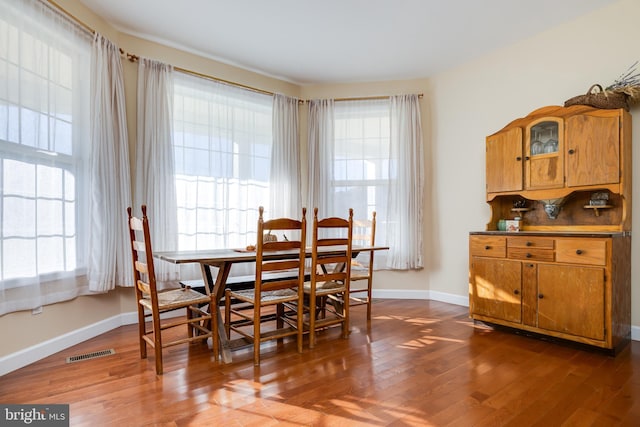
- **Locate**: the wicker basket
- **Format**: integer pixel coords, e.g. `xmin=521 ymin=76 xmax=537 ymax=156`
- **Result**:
xmin=564 ymin=84 xmax=629 ymax=111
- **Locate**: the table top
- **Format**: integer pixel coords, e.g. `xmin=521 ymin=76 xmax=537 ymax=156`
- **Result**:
xmin=154 ymin=245 xmax=389 ymax=264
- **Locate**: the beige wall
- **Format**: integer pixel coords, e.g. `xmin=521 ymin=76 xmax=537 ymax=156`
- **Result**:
xmin=2 ymin=0 xmax=639 ymax=362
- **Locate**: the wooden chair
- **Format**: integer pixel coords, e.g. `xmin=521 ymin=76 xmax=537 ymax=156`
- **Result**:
xmin=303 ymin=208 xmax=353 ymax=349
xmin=224 ymin=206 xmax=307 ymax=366
xmin=127 ymin=205 xmax=213 ymax=375
xmin=350 ymin=211 xmax=376 ymax=320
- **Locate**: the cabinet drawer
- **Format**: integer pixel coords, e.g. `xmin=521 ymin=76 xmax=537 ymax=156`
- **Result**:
xmin=470 ymin=236 xmax=506 ymax=258
xmin=507 ymin=236 xmax=554 ymax=249
xmin=555 ymin=239 xmax=607 ymax=266
xmin=508 ymin=247 xmax=555 ymax=262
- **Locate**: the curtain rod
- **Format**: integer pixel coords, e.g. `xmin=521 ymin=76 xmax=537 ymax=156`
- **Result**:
xmin=332 ymin=94 xmax=423 ymax=102
xmin=44 ymin=0 xmax=423 ymax=104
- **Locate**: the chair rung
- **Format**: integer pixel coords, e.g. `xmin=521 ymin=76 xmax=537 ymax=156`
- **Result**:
xmin=161 ymin=334 xmax=211 ymax=348
xmin=159 ymin=316 xmax=211 ymax=331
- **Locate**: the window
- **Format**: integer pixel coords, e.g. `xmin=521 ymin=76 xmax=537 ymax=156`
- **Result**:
xmin=332 ymin=99 xmax=389 ymax=249
xmin=0 ymin=0 xmax=91 ymax=295
xmin=172 ymin=72 xmax=272 ymax=250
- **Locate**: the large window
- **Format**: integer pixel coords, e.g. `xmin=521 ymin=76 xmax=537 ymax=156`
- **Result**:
xmin=172 ymin=73 xmax=273 ymax=250
xmin=0 ymin=0 xmax=91 ymax=297
xmin=332 ymin=99 xmax=389 ymax=248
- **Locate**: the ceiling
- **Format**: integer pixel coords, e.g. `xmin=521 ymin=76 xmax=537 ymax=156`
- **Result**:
xmin=79 ymin=0 xmax=617 ymax=85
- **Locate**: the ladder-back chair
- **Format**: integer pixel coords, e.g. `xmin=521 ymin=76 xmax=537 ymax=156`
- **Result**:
xmin=303 ymin=208 xmax=353 ymax=349
xmin=224 ymin=207 xmax=307 ymax=366
xmin=127 ymin=205 xmax=213 ymax=375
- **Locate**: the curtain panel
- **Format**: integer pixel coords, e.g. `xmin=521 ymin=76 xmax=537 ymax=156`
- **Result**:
xmin=135 ymin=58 xmax=180 ymax=283
xmin=306 ymin=99 xmax=335 ymax=219
xmin=88 ymin=34 xmax=133 ymax=291
xmin=270 ymin=94 xmax=301 ymax=219
xmin=387 ymin=94 xmax=424 ymax=269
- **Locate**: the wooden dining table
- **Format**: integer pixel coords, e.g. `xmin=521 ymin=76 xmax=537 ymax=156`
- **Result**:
xmin=154 ymin=245 xmax=389 ymax=363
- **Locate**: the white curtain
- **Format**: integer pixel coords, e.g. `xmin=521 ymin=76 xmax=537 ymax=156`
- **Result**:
xmin=270 ymin=94 xmax=301 ymax=219
xmin=135 ymin=58 xmax=179 ymax=282
xmin=307 ymin=99 xmax=335 ymax=219
xmin=0 ymin=0 xmax=94 ymax=314
xmin=387 ymin=94 xmax=424 ymax=269
xmin=88 ymin=34 xmax=133 ymax=292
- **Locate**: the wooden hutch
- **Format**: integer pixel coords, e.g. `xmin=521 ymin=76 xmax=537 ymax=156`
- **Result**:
xmin=469 ymin=105 xmax=631 ymax=353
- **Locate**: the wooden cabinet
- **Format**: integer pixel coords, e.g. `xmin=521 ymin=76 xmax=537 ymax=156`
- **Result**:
xmin=469 ymin=234 xmax=630 ymax=352
xmin=565 ymin=112 xmax=620 ymax=187
xmin=486 ymin=127 xmax=523 ymax=193
xmin=472 ymin=105 xmax=631 ymax=353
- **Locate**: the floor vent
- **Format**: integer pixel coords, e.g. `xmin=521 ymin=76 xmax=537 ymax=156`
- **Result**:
xmin=66 ymin=348 xmax=116 ymax=363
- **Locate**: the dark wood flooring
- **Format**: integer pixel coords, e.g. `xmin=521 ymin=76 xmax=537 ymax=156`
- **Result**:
xmin=1 ymin=299 xmax=639 ymax=426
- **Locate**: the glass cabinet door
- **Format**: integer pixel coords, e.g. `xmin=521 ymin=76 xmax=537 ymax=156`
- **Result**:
xmin=529 ymin=121 xmax=559 ymax=156
xmin=525 ymin=118 xmax=564 ymax=190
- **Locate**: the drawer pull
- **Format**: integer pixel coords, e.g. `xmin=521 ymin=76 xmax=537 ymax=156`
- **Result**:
xmin=513 ymin=289 xmax=520 ymax=295
xmin=525 ymin=253 xmax=532 ymax=258
xmin=526 ymin=241 xmax=532 ymax=247
xmin=538 ymin=294 xmax=544 ymax=299
xmin=485 ymin=245 xmax=491 ymax=250
xmin=576 ymin=249 xmax=583 ymax=255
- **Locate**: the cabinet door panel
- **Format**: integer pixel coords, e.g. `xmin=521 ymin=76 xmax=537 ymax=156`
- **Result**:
xmin=537 ymin=263 xmax=605 ymax=340
xmin=566 ymin=114 xmax=619 ymax=187
xmin=470 ymin=257 xmax=522 ymax=323
xmin=486 ymin=127 xmax=523 ymax=193
xmin=526 ymin=155 xmax=563 ymax=189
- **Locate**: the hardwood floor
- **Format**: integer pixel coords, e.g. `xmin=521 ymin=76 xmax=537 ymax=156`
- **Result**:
xmin=2 ymin=299 xmax=640 ymax=426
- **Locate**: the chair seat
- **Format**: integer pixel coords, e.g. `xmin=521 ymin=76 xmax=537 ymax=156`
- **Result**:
xmin=303 ymin=280 xmax=346 ymax=295
xmin=139 ymin=287 xmax=211 ymax=312
xmin=230 ymin=288 xmax=299 ymax=304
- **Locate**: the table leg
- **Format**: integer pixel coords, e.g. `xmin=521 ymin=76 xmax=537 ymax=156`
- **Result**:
xmin=201 ymin=262 xmax=233 ymax=363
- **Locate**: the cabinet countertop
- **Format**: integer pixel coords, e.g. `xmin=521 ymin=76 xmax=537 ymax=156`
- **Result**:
xmin=470 ymin=231 xmax=630 ymax=238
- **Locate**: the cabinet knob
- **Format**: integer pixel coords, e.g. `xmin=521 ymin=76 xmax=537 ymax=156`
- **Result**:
xmin=524 ymin=156 xmax=530 ymax=161
xmin=568 ymin=149 xmax=575 ymax=154
xmin=538 ymin=293 xmax=544 ymax=299
xmin=485 ymin=245 xmax=491 ymax=250
xmin=576 ymin=249 xmax=583 ymax=255
xmin=514 ymin=289 xmax=520 ymax=295
xmin=516 ymin=156 xmax=522 ymax=161
xmin=525 ymin=253 xmax=532 ymax=258
xmin=526 ymin=241 xmax=532 ymax=247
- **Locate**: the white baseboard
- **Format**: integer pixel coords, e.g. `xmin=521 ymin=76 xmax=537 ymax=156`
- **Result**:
xmin=0 ymin=310 xmax=178 ymax=377
xmin=2 ymin=292 xmax=638 ymax=376
xmin=0 ymin=313 xmax=132 ymax=377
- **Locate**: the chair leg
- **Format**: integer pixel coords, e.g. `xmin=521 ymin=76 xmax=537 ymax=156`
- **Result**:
xmin=309 ymin=295 xmax=316 ymax=349
xmin=367 ymin=279 xmax=373 ymax=320
xmin=224 ymin=290 xmax=231 ymax=340
xmin=186 ymin=306 xmax=194 ymax=338
xmin=212 ymin=298 xmax=219 ymax=362
xmin=254 ymin=305 xmax=261 ymax=366
xmin=342 ymin=291 xmax=349 ymax=339
xmin=151 ymin=315 xmax=163 ymax=375
xmin=137 ymin=304 xmax=147 ymax=359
